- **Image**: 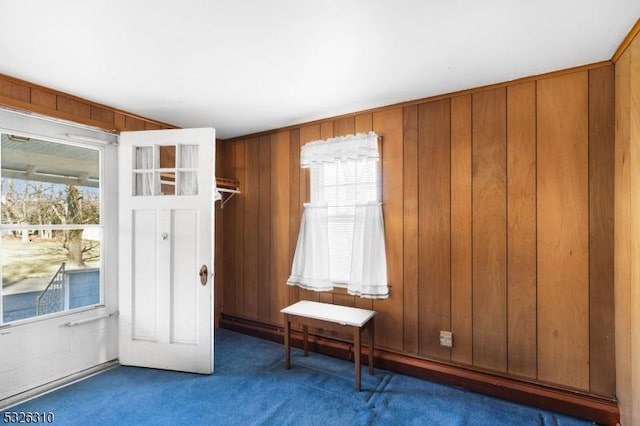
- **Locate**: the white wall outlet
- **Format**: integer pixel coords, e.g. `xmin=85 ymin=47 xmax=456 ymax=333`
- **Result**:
xmin=440 ymin=330 xmax=453 ymax=347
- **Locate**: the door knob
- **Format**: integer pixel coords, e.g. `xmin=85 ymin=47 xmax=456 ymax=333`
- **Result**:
xmin=199 ymin=265 xmax=208 ymax=286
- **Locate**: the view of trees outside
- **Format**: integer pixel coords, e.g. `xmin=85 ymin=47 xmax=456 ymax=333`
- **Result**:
xmin=1 ymin=179 xmax=101 ymax=305
xmin=1 ymin=180 xmax=99 ymax=267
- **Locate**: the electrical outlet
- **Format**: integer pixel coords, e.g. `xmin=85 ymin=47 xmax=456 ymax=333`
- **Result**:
xmin=440 ymin=331 xmax=453 ymax=347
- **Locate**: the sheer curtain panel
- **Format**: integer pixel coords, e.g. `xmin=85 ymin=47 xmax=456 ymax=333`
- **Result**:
xmin=287 ymin=204 xmax=332 ymax=291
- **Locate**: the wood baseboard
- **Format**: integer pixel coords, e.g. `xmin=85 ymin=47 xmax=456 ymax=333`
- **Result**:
xmin=220 ymin=314 xmax=619 ymax=425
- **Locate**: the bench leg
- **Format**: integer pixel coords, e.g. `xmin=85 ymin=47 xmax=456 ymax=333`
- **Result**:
xmin=284 ymin=316 xmax=291 ymax=369
xmin=354 ymin=326 xmax=361 ymax=391
xmin=368 ymin=318 xmax=375 ymax=375
xmin=303 ymin=325 xmax=309 ymax=357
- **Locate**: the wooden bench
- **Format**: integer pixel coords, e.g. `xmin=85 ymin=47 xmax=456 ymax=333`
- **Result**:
xmin=280 ymin=300 xmax=376 ymax=391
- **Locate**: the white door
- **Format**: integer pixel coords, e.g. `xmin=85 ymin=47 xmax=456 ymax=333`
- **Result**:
xmin=118 ymin=128 xmax=215 ymax=374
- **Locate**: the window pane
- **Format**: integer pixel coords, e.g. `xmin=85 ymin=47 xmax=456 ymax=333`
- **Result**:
xmin=178 ymin=145 xmax=198 ymax=168
xmin=159 ymin=172 xmax=176 ymax=196
xmin=159 ymin=145 xmax=176 ymax=169
xmin=328 ymin=219 xmax=353 ymax=283
xmin=1 ymin=135 xmax=101 ymax=225
xmin=134 ymin=146 xmax=154 ymax=170
xmin=133 ymin=172 xmax=154 ymax=196
xmin=337 ymin=162 xmax=356 ymax=184
xmin=310 ymin=158 xmax=380 ymax=286
xmin=177 ymin=171 xmax=198 ymax=195
xmin=2 ymin=228 xmax=101 ymax=323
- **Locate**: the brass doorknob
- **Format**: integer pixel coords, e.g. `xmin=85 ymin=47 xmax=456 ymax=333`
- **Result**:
xmin=199 ymin=265 xmax=208 ymax=286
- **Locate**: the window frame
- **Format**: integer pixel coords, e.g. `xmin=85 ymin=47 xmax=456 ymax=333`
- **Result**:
xmin=0 ymin=116 xmax=114 ymax=327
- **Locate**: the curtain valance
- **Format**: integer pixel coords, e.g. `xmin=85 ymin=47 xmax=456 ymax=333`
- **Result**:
xmin=300 ymin=132 xmax=379 ymax=168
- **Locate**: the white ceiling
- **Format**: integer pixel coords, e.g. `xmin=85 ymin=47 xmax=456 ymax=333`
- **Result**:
xmin=0 ymin=1 xmax=638 ymax=139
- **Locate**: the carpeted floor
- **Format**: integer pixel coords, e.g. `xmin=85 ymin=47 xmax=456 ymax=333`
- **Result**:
xmin=3 ymin=329 xmax=594 ymax=425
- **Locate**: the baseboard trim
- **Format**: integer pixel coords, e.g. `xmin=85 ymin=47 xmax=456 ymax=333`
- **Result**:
xmin=0 ymin=360 xmax=120 ymax=411
xmin=220 ymin=314 xmax=619 ymax=425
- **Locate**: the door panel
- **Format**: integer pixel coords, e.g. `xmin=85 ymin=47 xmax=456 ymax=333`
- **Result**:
xmin=118 ymin=128 xmax=215 ymax=374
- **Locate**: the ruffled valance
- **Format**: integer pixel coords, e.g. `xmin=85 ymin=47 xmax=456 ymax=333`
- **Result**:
xmin=300 ymin=132 xmax=379 ymax=168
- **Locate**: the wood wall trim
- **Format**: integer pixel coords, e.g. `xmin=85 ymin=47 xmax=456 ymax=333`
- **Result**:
xmin=219 ymin=314 xmax=620 ymax=426
xmin=223 ymin=61 xmax=612 ymax=143
xmin=612 ymin=18 xmax=640 ymax=63
xmin=0 ymin=73 xmax=176 ymax=132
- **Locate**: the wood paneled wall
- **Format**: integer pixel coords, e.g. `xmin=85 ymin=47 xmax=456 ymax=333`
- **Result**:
xmin=220 ymin=64 xmax=616 ymax=396
xmin=0 ymin=73 xmax=175 ymax=131
xmin=614 ymin=28 xmax=640 ymax=426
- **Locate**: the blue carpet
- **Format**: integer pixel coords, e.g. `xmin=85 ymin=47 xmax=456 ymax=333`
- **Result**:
xmin=3 ymin=329 xmax=594 ymax=425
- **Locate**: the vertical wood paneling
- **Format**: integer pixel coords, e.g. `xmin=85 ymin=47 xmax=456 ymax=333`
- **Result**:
xmin=31 ymin=89 xmax=56 ymax=109
xmin=614 ymin=38 xmax=640 ymax=424
xmin=222 ymin=142 xmax=238 ymax=316
xmin=270 ymin=131 xmax=291 ymax=322
xmin=257 ymin=135 xmax=272 ymax=320
xmin=298 ymin=125 xmax=320 ymax=302
xmin=355 ymin=114 xmax=373 ymax=134
xmin=418 ymin=100 xmax=451 ymax=359
xmin=125 ymin=115 xmax=145 ymax=131
xmin=450 ymin=94 xmax=473 ymax=365
xmin=614 ymin=49 xmax=632 ymax=424
xmin=114 ymin=113 xmax=126 ymax=129
xmin=354 ymin=113 xmax=374 ymax=311
xmin=0 ymin=80 xmax=30 ymax=101
xmin=233 ymin=140 xmax=246 ymax=316
xmin=144 ymin=122 xmax=161 ymax=130
xmin=472 ymin=88 xmax=507 ymax=372
xmin=403 ymin=105 xmax=419 ymax=354
xmin=90 ymin=106 xmax=114 ymax=124
xmin=506 ymin=82 xmax=537 ymax=378
xmin=214 ymin=142 xmax=224 ymax=326
xmin=244 ymin=137 xmax=260 ymax=319
xmin=335 ymin=116 xmax=355 ymax=136
xmin=320 ymin=121 xmax=334 ymax=139
xmin=628 ymin=36 xmax=640 ymax=425
xmin=373 ymin=108 xmax=404 ymax=351
xmin=537 ymin=72 xmax=589 ymax=390
xmin=288 ymin=129 xmax=301 ymax=305
xmin=0 ymin=74 xmax=175 ymax=131
xmin=588 ymin=66 xmax=615 ymax=396
xmin=57 ymin=96 xmax=91 ymax=118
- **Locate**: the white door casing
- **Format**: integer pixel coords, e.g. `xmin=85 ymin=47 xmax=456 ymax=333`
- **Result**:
xmin=118 ymin=128 xmax=215 ymax=374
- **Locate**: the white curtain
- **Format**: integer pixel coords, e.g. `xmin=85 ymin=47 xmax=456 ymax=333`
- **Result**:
xmin=135 ymin=146 xmax=158 ymax=196
xmin=348 ymin=202 xmax=388 ymax=298
xmin=178 ymin=144 xmax=198 ymax=196
xmin=287 ymin=203 xmax=332 ymax=291
xmin=288 ymin=132 xmax=388 ymax=299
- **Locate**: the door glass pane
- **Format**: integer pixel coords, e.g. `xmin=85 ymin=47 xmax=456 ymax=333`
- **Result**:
xmin=134 ymin=146 xmax=154 ymax=170
xmin=159 ymin=171 xmax=176 ymax=196
xmin=178 ymin=145 xmax=198 ymax=168
xmin=178 ymin=171 xmax=198 ymax=195
xmin=134 ymin=172 xmax=155 ymax=196
xmin=159 ymin=145 xmax=176 ymax=169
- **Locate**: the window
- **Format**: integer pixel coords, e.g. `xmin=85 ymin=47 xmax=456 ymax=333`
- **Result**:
xmin=133 ymin=144 xmax=199 ymax=196
xmin=311 ymin=159 xmax=378 ymax=284
xmin=1 ymin=134 xmax=103 ymax=323
xmin=288 ymin=132 xmax=388 ymax=299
